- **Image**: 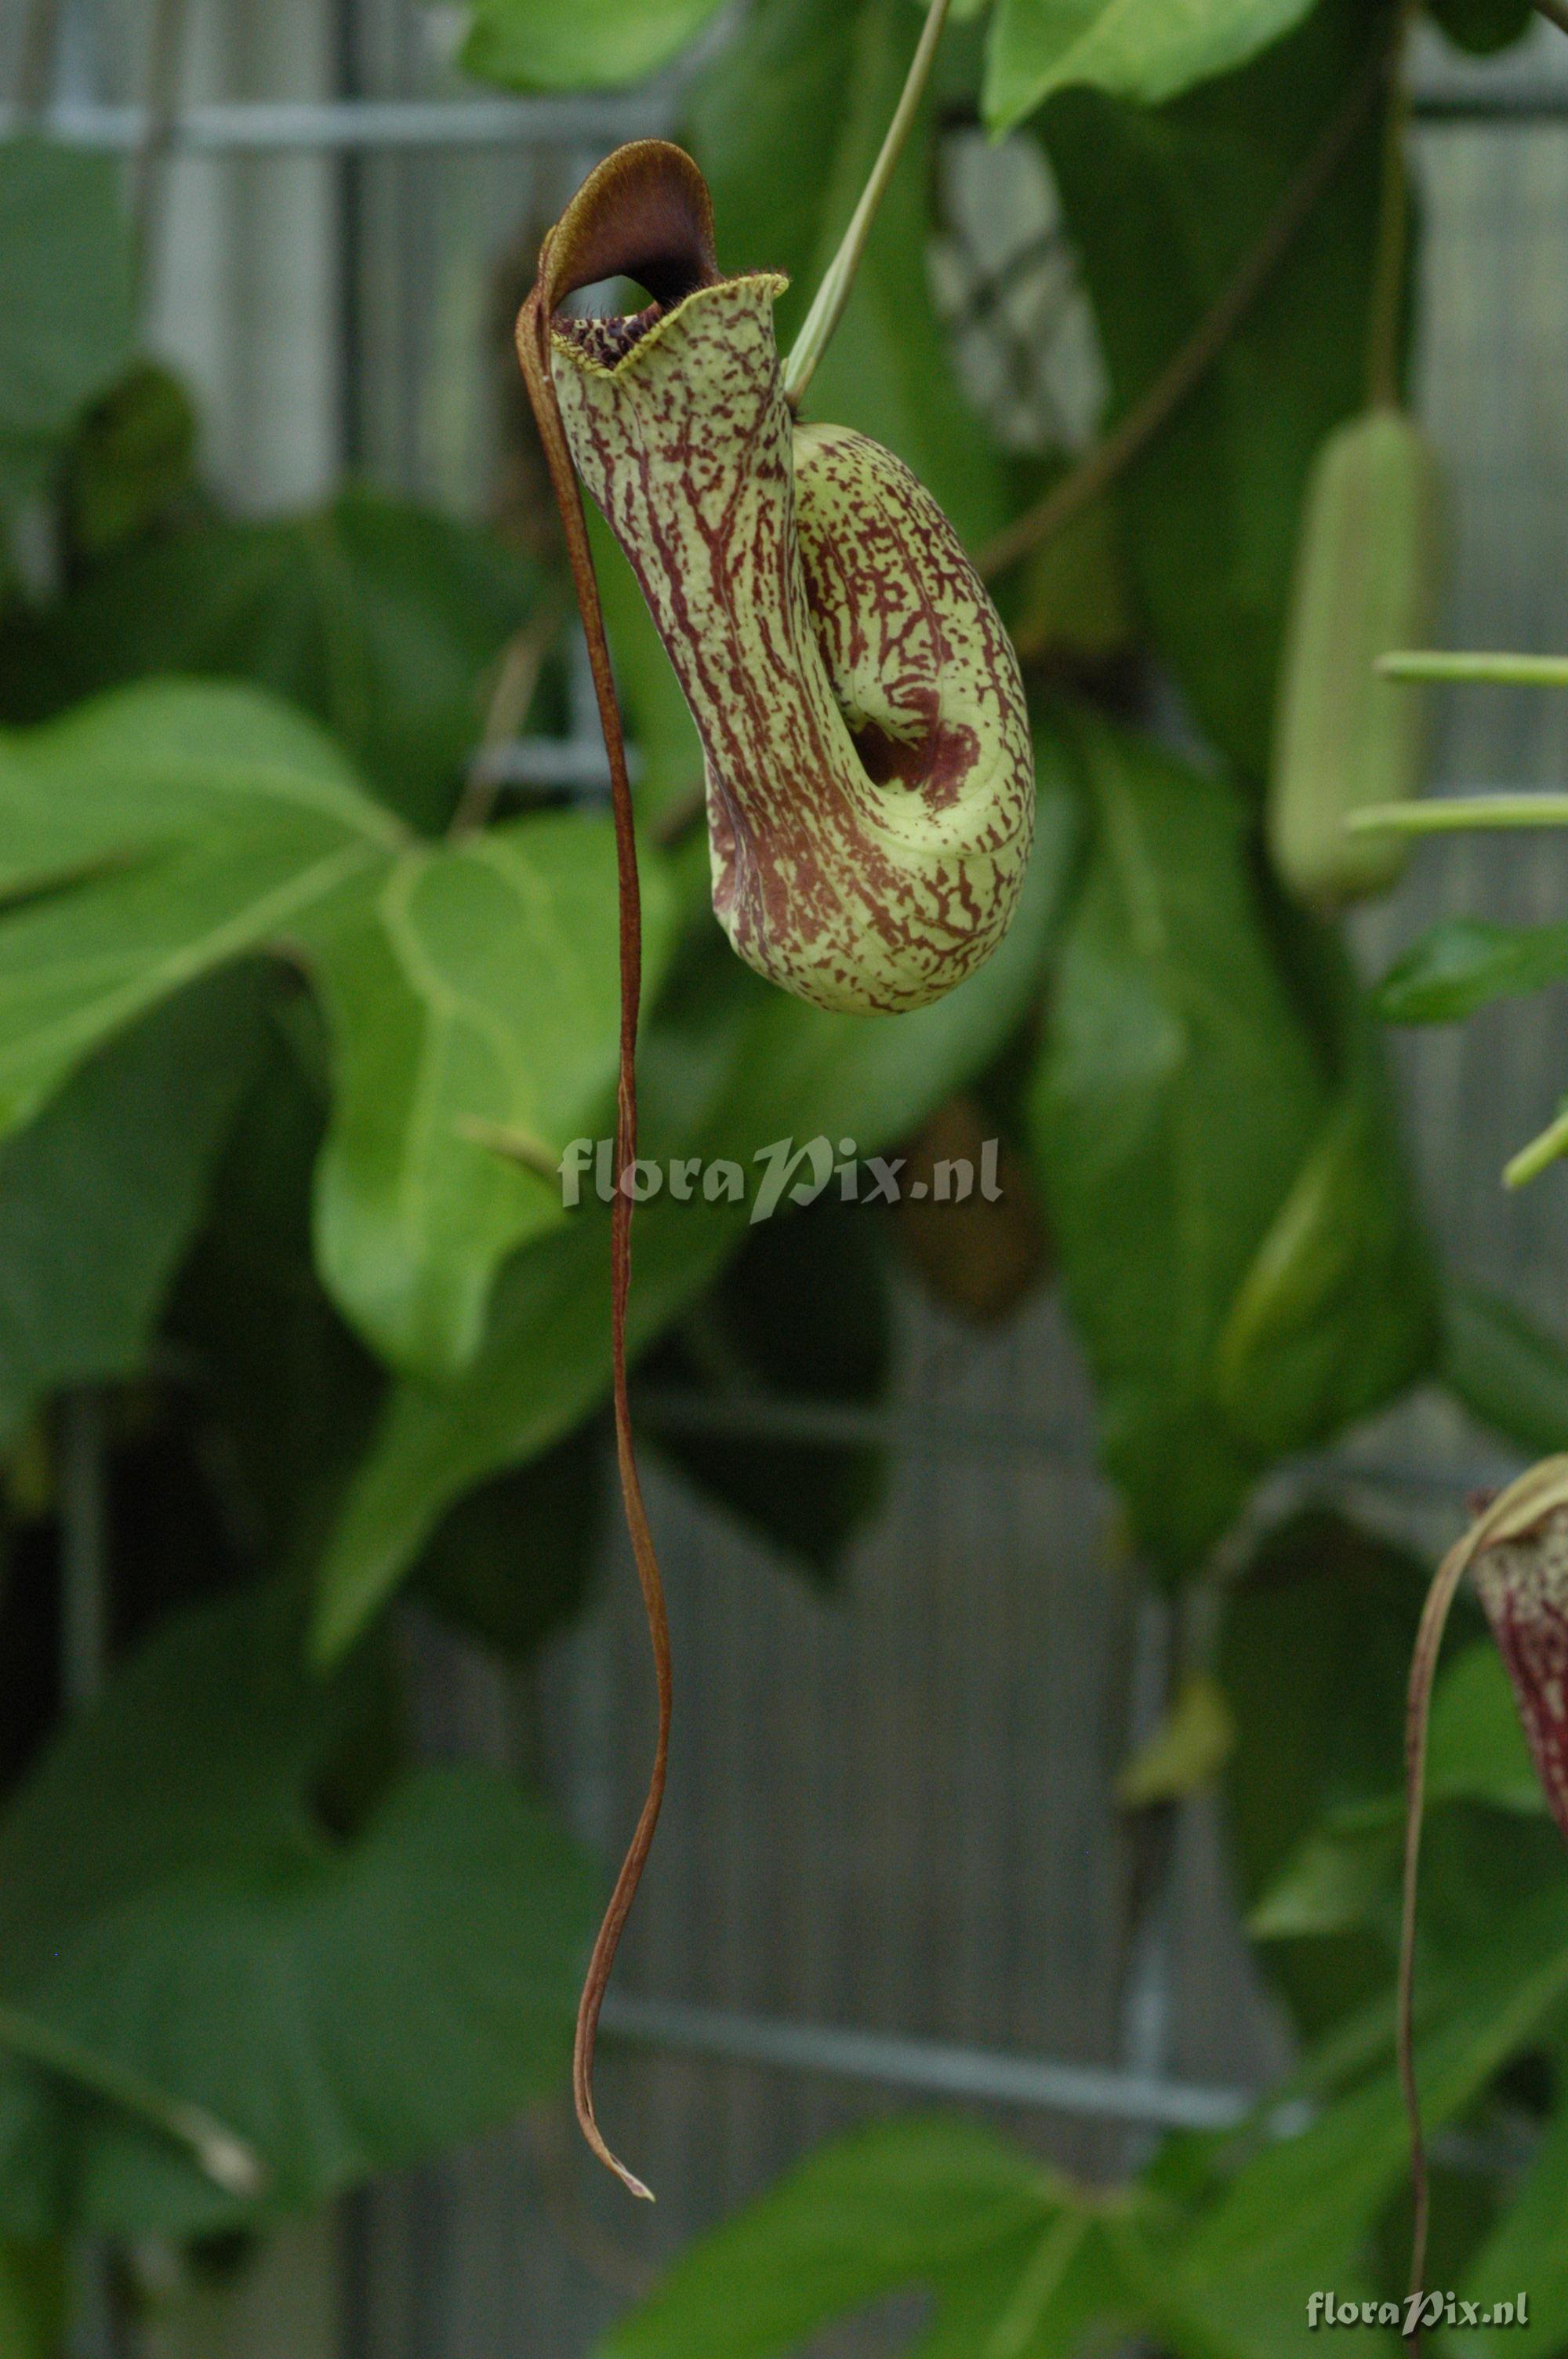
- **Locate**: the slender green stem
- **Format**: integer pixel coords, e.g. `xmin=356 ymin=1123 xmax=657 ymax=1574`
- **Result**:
xmin=1379 ymin=650 xmax=1568 ymax=687
xmin=0 ymin=2003 xmax=265 ymax=2199
xmin=1365 ymin=0 xmax=1417 ymax=411
xmin=780 ymin=0 xmax=951 ymax=409
xmin=1348 ymin=795 xmax=1568 ymax=834
xmin=1506 ymin=1104 xmax=1568 ymax=1189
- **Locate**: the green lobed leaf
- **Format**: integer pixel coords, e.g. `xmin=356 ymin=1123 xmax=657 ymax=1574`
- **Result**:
xmin=311 ymin=765 xmax=1076 ymax=1658
xmin=1214 ymin=957 xmax=1438 ymax=1460
xmin=0 ymin=678 xmax=674 ymax=1379
xmin=945 ymin=2204 xmax=1152 ymax=2359
xmin=1217 ymin=1510 xmax=1439 ymax=2033
xmin=0 ymin=139 xmax=134 ymax=511
xmin=1038 ymin=0 xmax=1392 ymax=783
xmin=1172 ymin=1884 xmax=1568 ymax=2359
xmin=0 ymin=1582 xmax=598 ymax=2241
xmin=1027 ymin=709 xmax=1327 ymax=1573
xmin=166 ymin=1000 xmax=387 ymax=1583
xmin=1374 ymin=917 xmax=1568 ymax=1026
xmin=0 ymin=486 xmax=542 ymax=831
xmin=298 ymin=811 xmax=675 ymax=1376
xmin=593 ymin=1885 xmax=1568 ymax=2359
xmin=598 ymin=2114 xmax=1063 ymax=2357
xmin=460 ymin=0 xmax=729 ymax=92
xmin=0 ymin=968 xmax=267 ymax=1440
xmin=1451 ymin=2103 xmax=1568 ymax=2355
xmin=687 ymin=0 xmax=1009 ymax=550
xmin=643 ymin=1198 xmax=891 ymax=1581
xmin=984 ymin=0 xmax=1317 ymax=130
xmin=0 ymin=679 xmax=398 ymax=1138
xmin=1441 ymin=1284 xmax=1568 ymax=1459
xmin=1427 ymin=1642 xmax=1543 ymax=1817
xmin=414 ymin=1419 xmax=607 ymax=1659
xmin=1251 ymin=1634 xmax=1551 ymax=1941
xmin=1248 ymin=1816 xmax=1403 ymax=1942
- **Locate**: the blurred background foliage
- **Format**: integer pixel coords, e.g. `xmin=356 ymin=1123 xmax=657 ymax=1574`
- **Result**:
xmin=4 ymin=0 xmax=1568 ymax=2351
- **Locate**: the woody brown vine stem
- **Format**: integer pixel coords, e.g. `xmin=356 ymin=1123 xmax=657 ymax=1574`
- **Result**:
xmin=516 ymin=260 xmax=669 ymax=2206
xmin=975 ymin=24 xmax=1397 ymax=586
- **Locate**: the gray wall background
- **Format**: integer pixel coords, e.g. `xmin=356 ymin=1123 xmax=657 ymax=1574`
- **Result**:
xmin=16 ymin=5 xmax=1568 ymax=2351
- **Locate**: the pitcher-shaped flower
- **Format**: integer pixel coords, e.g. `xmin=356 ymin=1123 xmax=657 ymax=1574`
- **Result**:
xmin=526 ymin=140 xmax=1034 ymax=1014
xmin=513 ymin=130 xmax=1033 ymax=2201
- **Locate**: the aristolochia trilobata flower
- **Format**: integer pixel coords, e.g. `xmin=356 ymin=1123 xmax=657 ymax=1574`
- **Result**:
xmin=521 ymin=139 xmax=1035 ymax=1016
xmin=513 ymin=132 xmax=1034 ymax=2201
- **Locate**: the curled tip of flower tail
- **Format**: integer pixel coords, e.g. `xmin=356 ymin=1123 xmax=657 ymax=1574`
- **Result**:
xmin=1397 ymin=1456 xmax=1568 ymax=2346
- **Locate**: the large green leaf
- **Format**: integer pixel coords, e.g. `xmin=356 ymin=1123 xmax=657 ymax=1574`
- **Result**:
xmin=0 ymin=678 xmax=673 ymax=1376
xmin=167 ymin=1001 xmax=387 ymax=1583
xmin=1173 ymin=1885 xmax=1568 ymax=2359
xmin=1028 ymin=711 xmax=1325 ymax=1572
xmin=0 ymin=140 xmax=133 ymax=510
xmin=1039 ymin=0 xmax=1391 ymax=782
xmin=688 ymin=0 xmax=1008 ymax=550
xmin=0 ymin=681 xmax=397 ymax=1134
xmin=1452 ymin=2103 xmax=1568 ymax=2355
xmin=599 ymin=2114 xmax=1062 ymax=2357
xmin=0 ymin=487 xmax=540 ymax=831
xmin=984 ymin=0 xmax=1316 ymax=130
xmin=1442 ymin=1285 xmax=1568 ymax=1459
xmin=1214 ymin=954 xmax=1437 ymax=1459
xmin=460 ymin=0 xmax=729 ymax=91
xmin=0 ymin=969 xmax=267 ymax=1439
xmin=0 ymin=1583 xmax=597 ymax=2241
xmin=312 ymin=768 xmax=1076 ymax=1657
xmin=644 ymin=1197 xmax=891 ymax=1580
xmin=913 ymin=2209 xmax=1146 ymax=2359
xmin=1218 ymin=1510 xmax=1437 ymax=2033
xmin=413 ymin=1419 xmax=607 ymax=1659
xmin=1426 ymin=1643 xmax=1543 ymax=1818
xmin=300 ymin=811 xmax=670 ymax=1374
xmin=1247 ymin=1638 xmax=1548 ymax=1943
xmin=598 ymin=1874 xmax=1568 ymax=2359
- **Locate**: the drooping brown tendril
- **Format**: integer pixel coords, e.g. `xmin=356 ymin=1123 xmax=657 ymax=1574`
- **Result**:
xmin=514 ymin=144 xmax=720 ymax=2203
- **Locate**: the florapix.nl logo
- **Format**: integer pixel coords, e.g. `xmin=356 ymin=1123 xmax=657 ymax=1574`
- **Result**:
xmin=557 ymin=1135 xmax=1006 ymax=1224
xmin=1307 ymin=2292 xmax=1529 ymax=2334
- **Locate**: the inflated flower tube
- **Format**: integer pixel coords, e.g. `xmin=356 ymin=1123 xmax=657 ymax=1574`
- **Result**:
xmin=530 ymin=140 xmax=1034 ymax=1014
